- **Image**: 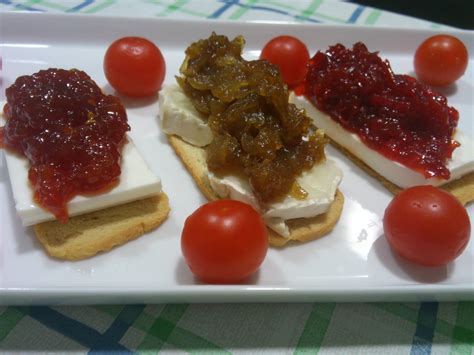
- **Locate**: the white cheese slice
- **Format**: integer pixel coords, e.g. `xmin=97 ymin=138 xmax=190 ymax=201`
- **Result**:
xmin=290 ymin=93 xmax=474 ymax=188
xmin=209 ymin=160 xmax=342 ymax=238
xmin=208 ymin=173 xmax=261 ymax=213
xmin=159 ymin=83 xmax=213 ymax=147
xmin=4 ymin=136 xmax=162 ymax=226
xmin=264 ymin=159 xmax=342 ymax=220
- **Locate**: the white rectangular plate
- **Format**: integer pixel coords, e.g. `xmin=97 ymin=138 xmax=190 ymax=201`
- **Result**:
xmin=1 ymin=12 xmax=473 ymax=304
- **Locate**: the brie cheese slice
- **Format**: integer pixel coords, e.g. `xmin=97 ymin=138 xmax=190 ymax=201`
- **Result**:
xmin=209 ymin=159 xmax=342 ymax=237
xmin=290 ymin=93 xmax=474 ymax=188
xmin=159 ymin=83 xmax=212 ymax=147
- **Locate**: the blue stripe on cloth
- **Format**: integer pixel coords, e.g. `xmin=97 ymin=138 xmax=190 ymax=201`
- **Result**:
xmin=347 ymin=5 xmax=364 ymax=23
xmin=210 ymin=0 xmax=320 ymax=23
xmin=23 ymin=306 xmax=130 ymax=352
xmin=8 ymin=1 xmax=44 ymax=12
xmin=295 ymin=15 xmax=321 ymax=24
xmin=410 ymin=302 xmax=438 ymax=355
xmin=208 ymin=0 xmax=238 ymax=19
xmin=89 ymin=305 xmax=145 ymax=354
xmin=66 ymin=0 xmax=95 ymax=13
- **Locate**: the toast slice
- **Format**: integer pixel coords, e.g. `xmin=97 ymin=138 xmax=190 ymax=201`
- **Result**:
xmin=167 ymin=135 xmax=344 ymax=247
xmin=329 ymin=138 xmax=474 ymax=206
xmin=34 ymin=192 xmax=170 ymax=260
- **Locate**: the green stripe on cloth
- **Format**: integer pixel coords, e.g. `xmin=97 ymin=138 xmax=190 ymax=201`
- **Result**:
xmin=294 ymin=303 xmax=335 ymax=354
xmin=133 ymin=312 xmax=156 ymax=332
xmin=137 ymin=334 xmax=164 ymax=353
xmin=450 ymin=303 xmax=474 ymax=355
xmin=149 ymin=317 xmax=176 ymax=341
xmin=364 ymin=9 xmax=381 ymax=25
xmin=455 ymin=303 xmax=474 ymax=331
xmin=228 ymin=0 xmax=258 ymax=20
xmin=159 ymin=304 xmax=189 ymax=323
xmin=257 ymin=0 xmax=302 ymax=12
xmin=155 ymin=0 xmax=190 ymax=17
xmin=149 ymin=0 xmax=207 ymax=18
xmin=94 ymin=305 xmax=125 ymax=318
xmin=378 ymin=303 xmax=473 ymax=346
xmin=376 ymin=303 xmax=418 ymax=323
xmin=136 ymin=304 xmax=227 ymax=353
xmin=82 ymin=0 xmax=116 ymax=14
xmin=300 ymin=0 xmax=323 ymax=19
xmin=0 ymin=308 xmax=25 ymax=342
xmin=20 ymin=0 xmax=41 ymax=6
xmin=36 ymin=0 xmax=68 ymax=11
xmin=165 ymin=326 xmax=230 ymax=354
xmin=169 ymin=6 xmax=208 ymax=17
xmin=307 ymin=11 xmax=348 ymax=24
xmin=435 ymin=317 xmax=458 ymax=339
xmin=138 ymin=304 xmax=188 ymax=352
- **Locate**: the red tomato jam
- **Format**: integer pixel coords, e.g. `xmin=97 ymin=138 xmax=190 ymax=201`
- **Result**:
xmin=304 ymin=42 xmax=459 ymax=180
xmin=1 ymin=68 xmax=130 ymax=222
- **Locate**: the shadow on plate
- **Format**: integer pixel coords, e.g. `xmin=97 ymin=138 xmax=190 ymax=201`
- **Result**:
xmin=407 ymin=70 xmax=458 ymax=96
xmin=102 ymin=83 xmax=159 ymax=108
xmin=369 ymin=234 xmax=452 ymax=283
xmin=325 ymin=144 xmax=392 ymax=212
xmin=0 ymin=158 xmax=43 ymax=255
xmin=174 ymin=257 xmax=264 ymax=285
xmin=156 ymin=130 xmax=170 ymax=145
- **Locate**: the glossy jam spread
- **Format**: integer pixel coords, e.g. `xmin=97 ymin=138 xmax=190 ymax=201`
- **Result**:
xmin=304 ymin=42 xmax=459 ymax=179
xmin=179 ymin=33 xmax=326 ymax=203
xmin=1 ymin=68 xmax=130 ymax=222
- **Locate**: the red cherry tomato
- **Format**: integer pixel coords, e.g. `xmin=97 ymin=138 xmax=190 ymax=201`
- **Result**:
xmin=383 ymin=186 xmax=470 ymax=267
xmin=414 ymin=34 xmax=468 ymax=86
xmin=181 ymin=200 xmax=268 ymax=284
xmin=104 ymin=37 xmax=166 ymax=97
xmin=260 ymin=35 xmax=310 ymax=88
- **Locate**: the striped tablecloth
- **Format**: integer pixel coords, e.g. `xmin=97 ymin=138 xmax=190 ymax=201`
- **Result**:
xmin=0 ymin=1 xmax=472 ymax=354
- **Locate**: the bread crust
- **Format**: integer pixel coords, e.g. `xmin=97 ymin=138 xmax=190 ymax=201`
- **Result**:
xmin=167 ymin=135 xmax=344 ymax=247
xmin=35 ymin=193 xmax=170 ymax=260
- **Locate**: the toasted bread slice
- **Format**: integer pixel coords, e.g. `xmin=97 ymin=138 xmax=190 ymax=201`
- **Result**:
xmin=329 ymin=138 xmax=474 ymax=206
xmin=35 ymin=193 xmax=170 ymax=260
xmin=167 ymin=135 xmax=344 ymax=247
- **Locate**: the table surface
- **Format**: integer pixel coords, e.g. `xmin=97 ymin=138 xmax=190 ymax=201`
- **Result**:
xmin=0 ymin=1 xmax=473 ymax=354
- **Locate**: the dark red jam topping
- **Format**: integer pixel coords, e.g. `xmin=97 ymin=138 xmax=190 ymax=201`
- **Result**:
xmin=1 ymin=68 xmax=130 ymax=222
xmin=304 ymin=42 xmax=459 ymax=179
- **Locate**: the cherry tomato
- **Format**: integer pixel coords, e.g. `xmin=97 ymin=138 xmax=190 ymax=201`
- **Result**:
xmin=260 ymin=35 xmax=310 ymax=88
xmin=414 ymin=34 xmax=468 ymax=86
xmin=181 ymin=200 xmax=268 ymax=283
xmin=104 ymin=37 xmax=166 ymax=97
xmin=383 ymin=186 xmax=470 ymax=267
